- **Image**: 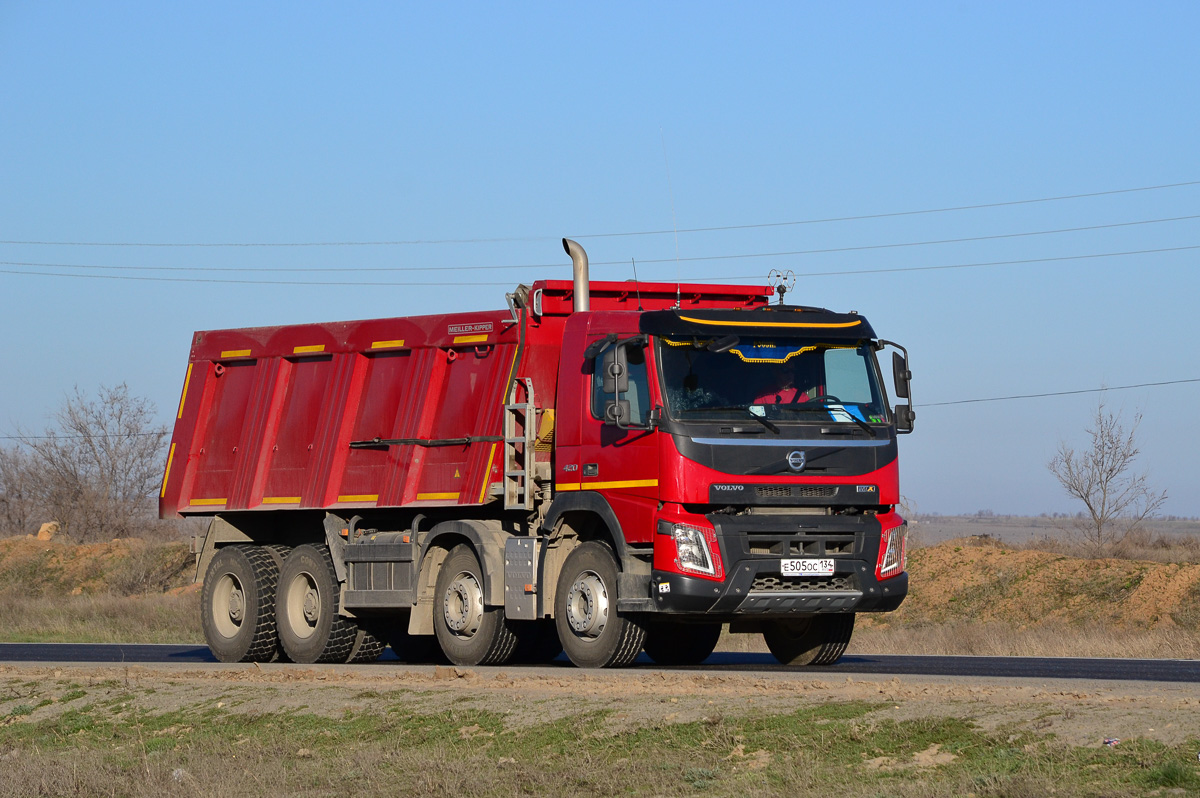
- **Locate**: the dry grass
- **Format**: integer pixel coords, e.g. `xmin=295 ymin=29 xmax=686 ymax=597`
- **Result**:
xmin=3 ymin=676 xmax=1198 ymax=798
xmin=1014 ymin=528 xmax=1200 ymax=564
xmin=0 ymin=591 xmax=200 ymax=644
xmin=850 ymin=621 xmax=1200 ymax=660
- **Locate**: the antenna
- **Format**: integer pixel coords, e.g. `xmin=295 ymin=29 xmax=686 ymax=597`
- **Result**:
xmin=631 ymin=257 xmax=644 ymax=310
xmin=767 ymin=269 xmax=796 ymax=305
xmin=660 ymin=128 xmax=681 ymax=308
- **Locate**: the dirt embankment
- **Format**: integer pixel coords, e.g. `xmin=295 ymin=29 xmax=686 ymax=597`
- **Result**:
xmin=3 ymin=533 xmax=1199 ymax=642
xmin=862 ymin=538 xmax=1200 ymax=632
xmin=0 ymin=536 xmax=194 ymax=597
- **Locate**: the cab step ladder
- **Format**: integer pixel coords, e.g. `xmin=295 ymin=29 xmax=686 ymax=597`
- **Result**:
xmin=503 ymin=378 xmax=536 ymax=511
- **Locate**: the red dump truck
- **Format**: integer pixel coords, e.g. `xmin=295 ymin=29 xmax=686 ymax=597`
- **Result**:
xmin=162 ymin=239 xmax=915 ymax=668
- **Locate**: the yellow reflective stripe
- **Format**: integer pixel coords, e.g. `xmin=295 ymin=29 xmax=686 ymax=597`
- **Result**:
xmin=189 ymin=498 xmax=227 ymax=506
xmin=159 ymin=443 xmax=176 ymax=498
xmin=416 ymin=492 xmax=460 ymax=501
xmin=370 ymin=339 xmax=406 ymax=349
xmin=220 ymin=349 xmax=251 ymax=358
xmin=338 ymin=494 xmax=379 ymax=503
xmin=556 ymin=479 xmax=658 ymax=492
xmin=478 ymin=443 xmax=498 ymax=504
xmin=453 ymin=334 xmax=489 ymax=344
xmin=677 ymin=315 xmax=861 ymax=329
xmin=262 ymin=497 xmax=302 ymax=504
xmin=293 ymin=344 xmax=325 ymax=354
xmin=176 ymin=364 xmax=193 ymax=419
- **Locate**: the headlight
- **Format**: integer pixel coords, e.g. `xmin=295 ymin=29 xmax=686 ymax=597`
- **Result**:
xmin=877 ymin=521 xmax=908 ymax=579
xmin=670 ymin=523 xmax=724 ymax=580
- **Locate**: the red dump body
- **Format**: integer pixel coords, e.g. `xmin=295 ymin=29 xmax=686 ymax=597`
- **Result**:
xmin=160 ymin=280 xmax=771 ymax=518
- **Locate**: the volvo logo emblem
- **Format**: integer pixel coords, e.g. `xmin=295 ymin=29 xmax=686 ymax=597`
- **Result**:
xmin=787 ymin=450 xmax=806 ymax=471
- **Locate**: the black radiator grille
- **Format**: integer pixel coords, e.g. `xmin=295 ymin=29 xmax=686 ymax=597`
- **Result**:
xmin=755 ymin=485 xmax=837 ymax=498
xmin=750 ymin=574 xmax=857 ymax=593
xmin=745 ymin=534 xmax=856 ymax=557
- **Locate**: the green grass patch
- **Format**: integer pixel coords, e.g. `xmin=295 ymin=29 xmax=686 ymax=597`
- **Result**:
xmin=2 ymin=696 xmax=1198 ymax=797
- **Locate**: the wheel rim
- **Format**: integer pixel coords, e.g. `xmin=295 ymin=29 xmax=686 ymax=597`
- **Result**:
xmin=565 ymin=570 xmax=609 ymax=640
xmin=442 ymin=571 xmax=484 ymax=638
xmin=211 ymin=573 xmax=245 ymax=638
xmin=284 ymin=571 xmax=321 ymax=640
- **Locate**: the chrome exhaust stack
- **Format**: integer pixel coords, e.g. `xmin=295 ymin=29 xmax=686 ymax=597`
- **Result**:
xmin=562 ymin=238 xmax=590 ymax=312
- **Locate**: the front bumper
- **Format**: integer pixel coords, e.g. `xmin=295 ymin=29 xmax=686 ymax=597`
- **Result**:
xmin=648 ymin=512 xmax=907 ymax=617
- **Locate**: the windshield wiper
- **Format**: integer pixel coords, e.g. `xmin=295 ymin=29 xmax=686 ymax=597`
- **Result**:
xmin=837 ymin=414 xmax=876 ymax=438
xmin=691 ymin=405 xmax=780 ymax=434
xmin=774 ymin=398 xmax=877 ymax=438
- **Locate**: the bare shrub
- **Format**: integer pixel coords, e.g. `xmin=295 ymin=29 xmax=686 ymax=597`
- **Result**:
xmin=1018 ymin=531 xmax=1200 ymax=563
xmin=0 ymin=445 xmax=37 ymax=536
xmin=1047 ymin=400 xmax=1167 ymax=555
xmin=107 ymin=542 xmax=193 ymax=596
xmin=3 ymin=384 xmax=168 ymax=542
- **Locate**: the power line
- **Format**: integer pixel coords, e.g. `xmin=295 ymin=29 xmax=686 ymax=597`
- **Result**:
xmin=2 ymin=214 xmax=1197 ymax=276
xmin=923 ymin=378 xmax=1200 ymax=407
xmin=623 ymin=213 xmax=1200 ymax=267
xmin=1 ymin=179 xmax=1197 ymax=248
xmin=700 ymin=243 xmax=1200 ymax=281
xmin=5 ymin=378 xmax=1196 ymax=442
xmin=2 ymin=242 xmax=1196 ymax=287
xmin=575 ymin=179 xmax=1200 ymax=239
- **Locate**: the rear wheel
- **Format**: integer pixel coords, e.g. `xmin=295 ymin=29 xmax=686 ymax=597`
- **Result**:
xmin=555 ymin=541 xmax=646 ymax=668
xmin=261 ymin=545 xmax=293 ymax=662
xmin=382 ymin=612 xmax=445 ymax=664
xmin=201 ymin=545 xmax=281 ymax=663
xmin=643 ymin=622 xmax=722 ymax=666
xmin=433 ymin=545 xmax=518 ymax=666
xmin=276 ymin=544 xmax=357 ymax=664
xmin=510 ymin=619 xmax=564 ymax=664
xmin=763 ymin=614 xmax=855 ymax=666
xmin=346 ymin=620 xmax=388 ymax=664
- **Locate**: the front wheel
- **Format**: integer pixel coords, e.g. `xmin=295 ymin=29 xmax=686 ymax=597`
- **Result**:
xmin=554 ymin=541 xmax=646 ymax=668
xmin=643 ymin=622 xmax=722 ymax=666
xmin=763 ymin=614 xmax=855 ymax=666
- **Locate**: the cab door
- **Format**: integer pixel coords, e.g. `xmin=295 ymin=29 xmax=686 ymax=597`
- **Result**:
xmin=576 ymin=333 xmax=660 ymax=545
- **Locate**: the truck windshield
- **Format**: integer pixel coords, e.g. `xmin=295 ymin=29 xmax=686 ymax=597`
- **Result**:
xmin=656 ymin=337 xmax=888 ymax=425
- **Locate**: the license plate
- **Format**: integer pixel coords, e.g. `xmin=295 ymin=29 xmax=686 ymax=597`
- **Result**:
xmin=780 ymin=558 xmax=835 ymax=576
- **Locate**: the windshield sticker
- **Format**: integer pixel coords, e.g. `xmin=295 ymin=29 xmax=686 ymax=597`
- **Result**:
xmin=826 ymin=404 xmax=867 ymax=423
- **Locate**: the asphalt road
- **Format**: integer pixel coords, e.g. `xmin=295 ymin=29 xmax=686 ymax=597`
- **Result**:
xmin=1 ymin=643 xmax=1197 ymax=682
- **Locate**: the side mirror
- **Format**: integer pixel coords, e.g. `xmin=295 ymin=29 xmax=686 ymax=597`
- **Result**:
xmin=602 ymin=345 xmax=629 ymax=394
xmin=891 ymin=351 xmax=911 ymax=400
xmin=603 ymin=398 xmax=631 ymax=426
xmin=894 ymin=404 xmax=915 ymax=434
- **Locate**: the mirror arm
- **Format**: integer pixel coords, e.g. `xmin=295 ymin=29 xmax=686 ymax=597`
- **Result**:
xmin=879 ymin=339 xmax=915 ymax=434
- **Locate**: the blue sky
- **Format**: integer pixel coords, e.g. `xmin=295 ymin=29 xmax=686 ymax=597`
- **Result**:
xmin=2 ymin=3 xmax=1197 ymax=516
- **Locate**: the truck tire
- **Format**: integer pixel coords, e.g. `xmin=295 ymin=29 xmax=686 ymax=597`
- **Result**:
xmin=345 ymin=621 xmax=388 ymax=664
xmin=555 ymin=541 xmax=646 ymax=668
xmin=276 ymin=544 xmax=357 ymax=664
xmin=763 ymin=614 xmax=855 ymax=666
xmin=510 ymin=619 xmax=564 ymax=664
xmin=643 ymin=622 xmax=722 ymax=666
xmin=201 ymin=545 xmax=282 ymax=663
xmin=260 ymin=545 xmax=293 ymax=662
xmin=381 ymin=613 xmax=445 ymax=664
xmin=433 ymin=544 xmax=518 ymax=666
